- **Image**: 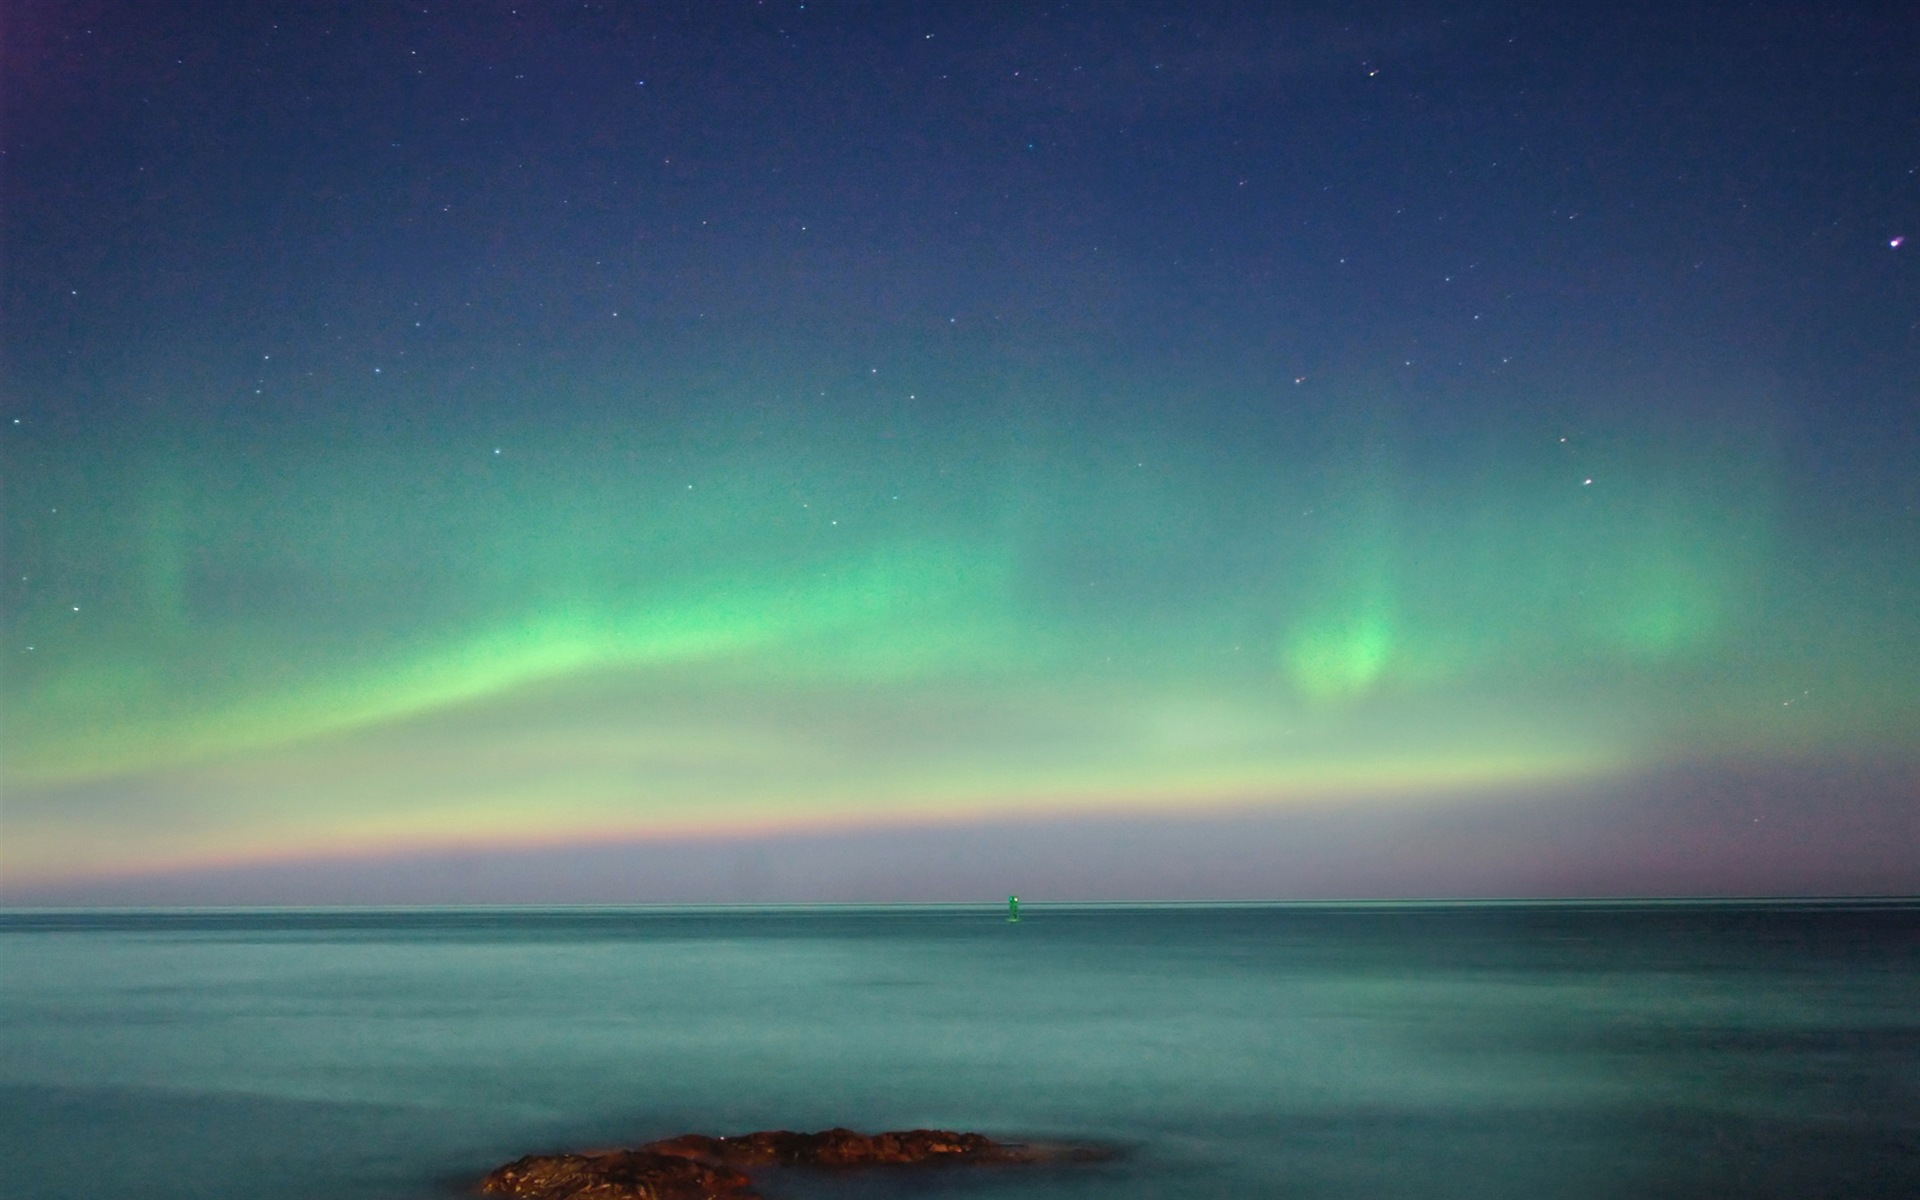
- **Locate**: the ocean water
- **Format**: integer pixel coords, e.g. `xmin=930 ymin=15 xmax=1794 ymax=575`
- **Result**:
xmin=1 ymin=903 xmax=1915 ymax=1199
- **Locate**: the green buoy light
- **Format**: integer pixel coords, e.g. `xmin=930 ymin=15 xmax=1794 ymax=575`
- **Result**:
xmin=1008 ymin=895 xmax=1020 ymax=923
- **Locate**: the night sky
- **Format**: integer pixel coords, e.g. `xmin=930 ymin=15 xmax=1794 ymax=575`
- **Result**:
xmin=4 ymin=2 xmax=1916 ymax=903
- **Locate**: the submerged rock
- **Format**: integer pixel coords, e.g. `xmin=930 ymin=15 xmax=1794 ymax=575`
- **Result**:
xmin=642 ymin=1127 xmax=1013 ymax=1168
xmin=481 ymin=1127 xmax=1106 ymax=1200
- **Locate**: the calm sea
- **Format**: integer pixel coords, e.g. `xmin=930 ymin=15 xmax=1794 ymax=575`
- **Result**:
xmin=2 ymin=903 xmax=1915 ymax=1199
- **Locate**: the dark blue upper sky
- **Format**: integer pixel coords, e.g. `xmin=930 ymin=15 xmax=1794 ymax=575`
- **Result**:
xmin=12 ymin=3 xmax=1916 ymax=394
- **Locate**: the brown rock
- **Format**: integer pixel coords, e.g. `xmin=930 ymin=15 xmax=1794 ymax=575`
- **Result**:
xmin=480 ymin=1149 xmax=758 ymax=1200
xmin=481 ymin=1127 xmax=1107 ymax=1199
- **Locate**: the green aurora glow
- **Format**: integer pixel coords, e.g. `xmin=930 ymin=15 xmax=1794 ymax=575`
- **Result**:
xmin=5 ymin=357 xmax=1911 ymax=885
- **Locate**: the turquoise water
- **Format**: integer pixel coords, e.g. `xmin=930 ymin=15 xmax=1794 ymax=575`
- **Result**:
xmin=2 ymin=903 xmax=1915 ymax=1199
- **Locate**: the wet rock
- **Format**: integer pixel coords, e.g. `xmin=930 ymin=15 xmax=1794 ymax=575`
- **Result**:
xmin=481 ymin=1149 xmax=758 ymax=1200
xmin=481 ymin=1127 xmax=1106 ymax=1199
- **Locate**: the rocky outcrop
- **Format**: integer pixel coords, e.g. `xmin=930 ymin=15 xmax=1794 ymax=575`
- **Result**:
xmin=481 ymin=1127 xmax=1104 ymax=1200
xmin=482 ymin=1149 xmax=757 ymax=1200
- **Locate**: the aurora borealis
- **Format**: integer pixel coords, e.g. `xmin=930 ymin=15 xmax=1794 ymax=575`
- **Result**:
xmin=3 ymin=3 xmax=1916 ymax=900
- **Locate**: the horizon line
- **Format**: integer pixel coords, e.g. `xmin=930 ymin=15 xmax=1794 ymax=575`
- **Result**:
xmin=4 ymin=895 xmax=1916 ymax=917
